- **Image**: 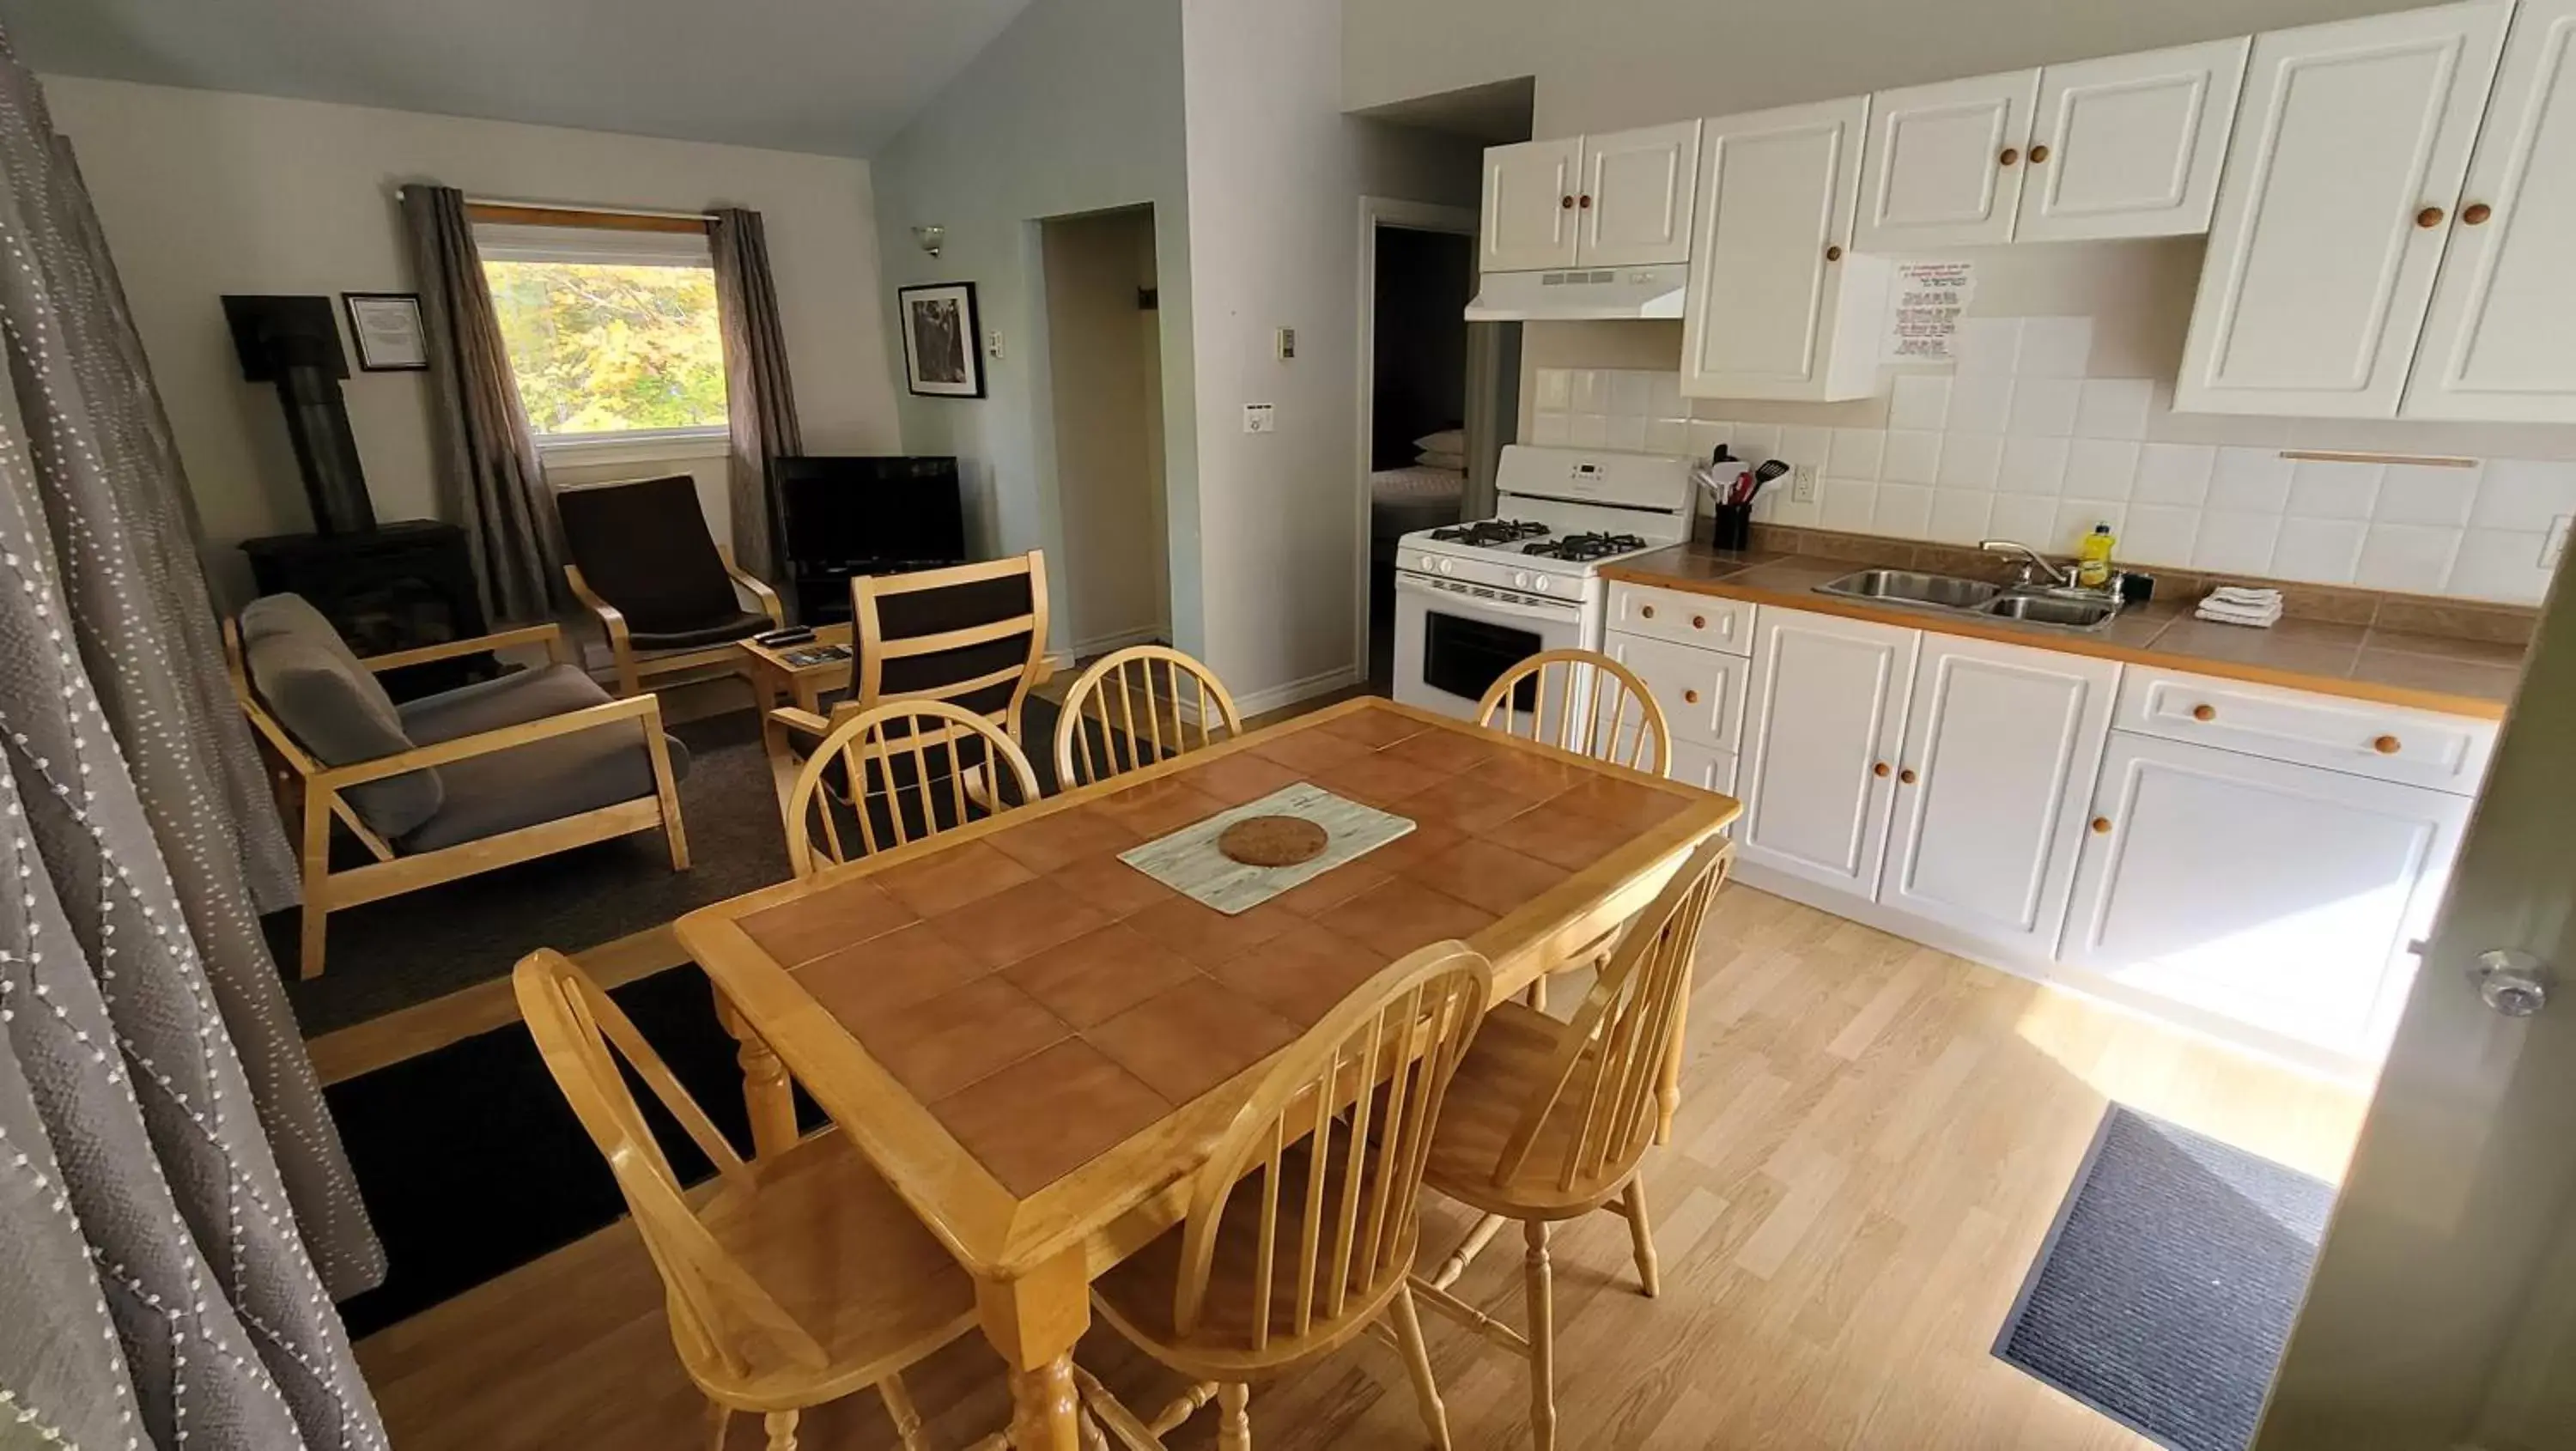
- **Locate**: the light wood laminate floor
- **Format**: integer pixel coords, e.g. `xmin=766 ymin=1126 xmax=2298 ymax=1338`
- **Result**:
xmin=358 ymin=884 xmax=2368 ymax=1450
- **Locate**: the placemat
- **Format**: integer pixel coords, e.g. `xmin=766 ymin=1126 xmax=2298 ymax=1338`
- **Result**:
xmin=1119 ymin=782 xmax=1414 ymax=914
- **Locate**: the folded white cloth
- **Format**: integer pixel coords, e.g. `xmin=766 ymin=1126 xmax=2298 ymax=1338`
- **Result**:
xmin=2196 ymin=591 xmax=2283 ymax=628
xmin=2206 ymin=586 xmax=2283 ymax=607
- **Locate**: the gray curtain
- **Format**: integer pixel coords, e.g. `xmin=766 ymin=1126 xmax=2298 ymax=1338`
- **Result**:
xmin=403 ymin=185 xmax=565 ymax=624
xmin=0 ymin=33 xmax=388 ymax=1451
xmin=709 ymin=207 xmax=803 ymax=589
xmin=1461 ymin=319 xmax=1522 ymax=520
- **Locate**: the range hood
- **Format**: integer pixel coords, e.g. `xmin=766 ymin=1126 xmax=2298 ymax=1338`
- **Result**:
xmin=1464 ymin=263 xmax=1688 ymax=322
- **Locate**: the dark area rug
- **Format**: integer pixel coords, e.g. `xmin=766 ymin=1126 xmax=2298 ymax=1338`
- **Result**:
xmin=1996 ymin=1107 xmax=2335 ymax=1451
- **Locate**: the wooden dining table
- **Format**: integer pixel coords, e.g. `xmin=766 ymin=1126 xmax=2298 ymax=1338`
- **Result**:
xmin=675 ymin=695 xmax=1739 ymax=1451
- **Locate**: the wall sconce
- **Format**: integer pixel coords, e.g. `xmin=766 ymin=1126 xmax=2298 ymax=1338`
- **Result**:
xmin=912 ymin=225 xmax=946 ymax=258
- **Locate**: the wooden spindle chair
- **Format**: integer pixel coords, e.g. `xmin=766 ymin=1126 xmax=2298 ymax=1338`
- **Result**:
xmin=1406 ymin=838 xmax=1734 ymax=1451
xmin=1076 ymin=942 xmax=1497 ymax=1451
xmin=1473 ymin=648 xmax=1669 ymax=776
xmin=781 ymin=700 xmax=1043 ymax=878
xmin=1053 ymin=646 xmax=1243 ymax=789
xmin=513 ymin=949 xmax=1000 ymax=1451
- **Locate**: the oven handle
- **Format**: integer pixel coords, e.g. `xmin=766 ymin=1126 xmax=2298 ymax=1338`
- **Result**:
xmin=1395 ymin=570 xmax=1582 ymax=624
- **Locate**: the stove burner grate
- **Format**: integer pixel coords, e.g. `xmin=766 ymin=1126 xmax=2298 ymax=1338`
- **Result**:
xmin=1430 ymin=519 xmax=1551 ymax=547
xmin=1523 ymin=531 xmax=1648 ymax=562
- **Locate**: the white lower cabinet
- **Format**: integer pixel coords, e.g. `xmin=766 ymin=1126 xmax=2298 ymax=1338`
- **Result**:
xmin=1877 ymin=635 xmax=2120 ymax=955
xmin=1736 ymin=609 xmax=1917 ymax=895
xmin=1667 ymin=738 xmax=1738 ymax=798
xmin=2058 ymin=732 xmax=2470 ymax=1060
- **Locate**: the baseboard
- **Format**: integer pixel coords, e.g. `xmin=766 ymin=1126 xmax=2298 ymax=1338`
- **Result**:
xmin=1233 ymin=664 xmax=1364 ymax=719
xmin=1066 ymin=626 xmax=1167 ymax=661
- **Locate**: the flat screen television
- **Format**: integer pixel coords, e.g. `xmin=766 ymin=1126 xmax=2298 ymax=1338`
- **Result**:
xmin=776 ymin=455 xmax=967 ymax=571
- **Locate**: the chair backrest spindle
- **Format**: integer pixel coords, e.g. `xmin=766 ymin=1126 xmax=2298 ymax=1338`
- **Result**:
xmin=1053 ymin=645 xmax=1242 ymax=790
xmin=1475 ymin=648 xmax=1670 ymax=775
xmin=783 ymin=699 xmax=1042 ymax=877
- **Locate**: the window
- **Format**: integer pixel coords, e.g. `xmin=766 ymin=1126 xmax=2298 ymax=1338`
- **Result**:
xmin=477 ymin=223 xmax=728 ymax=444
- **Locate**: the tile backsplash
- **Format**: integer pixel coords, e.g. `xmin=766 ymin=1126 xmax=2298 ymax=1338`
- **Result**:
xmin=1526 ymin=317 xmax=2576 ymax=605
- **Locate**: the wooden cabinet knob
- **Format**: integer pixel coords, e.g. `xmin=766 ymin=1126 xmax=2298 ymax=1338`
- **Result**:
xmin=1873 ymin=762 xmax=1891 ymax=778
xmin=1999 ymin=147 xmax=2021 ymax=167
xmin=2463 ymin=203 xmax=2493 ymax=226
xmin=1640 ymin=604 xmax=1656 ymax=619
xmin=2417 ymin=205 xmax=2446 ymax=228
xmin=2191 ymin=703 xmax=2216 ymax=722
xmin=2028 ymin=143 xmax=2051 ymax=164
xmin=1683 ymin=689 xmax=1701 ymax=705
xmin=2374 ymin=734 xmax=2403 ymax=755
xmin=2091 ymin=817 xmax=2112 ymax=835
xmin=1826 ymin=244 xmax=1844 ymax=261
xmin=1691 ymin=614 xmax=1707 ymax=629
xmin=1560 ymin=195 xmax=1575 ymax=210
xmin=1899 ymin=768 xmax=1919 ymax=785
xmin=1578 ymin=193 xmax=1594 ymax=209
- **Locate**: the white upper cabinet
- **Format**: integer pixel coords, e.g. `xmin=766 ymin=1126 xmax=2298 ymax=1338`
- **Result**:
xmin=2017 ymin=39 xmax=2251 ymax=242
xmin=1480 ymin=137 xmax=1583 ymax=273
xmin=1877 ymin=636 xmax=2120 ymax=956
xmin=1737 ymin=608 xmax=1918 ymax=896
xmin=2174 ymin=3 xmax=2510 ymax=417
xmin=1680 ymin=97 xmax=1890 ymax=402
xmin=1854 ymin=70 xmax=2040 ymax=252
xmin=1580 ymin=121 xmax=1702 ymax=267
xmin=1479 ymin=125 xmax=1697 ymax=272
xmin=2404 ymin=0 xmax=2576 ymax=422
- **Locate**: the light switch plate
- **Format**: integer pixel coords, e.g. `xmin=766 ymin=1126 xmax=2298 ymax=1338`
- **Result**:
xmin=1243 ymin=403 xmax=1275 ymax=434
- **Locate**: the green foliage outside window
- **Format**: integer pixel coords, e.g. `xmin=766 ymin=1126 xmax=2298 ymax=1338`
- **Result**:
xmin=483 ymin=260 xmax=729 ymax=434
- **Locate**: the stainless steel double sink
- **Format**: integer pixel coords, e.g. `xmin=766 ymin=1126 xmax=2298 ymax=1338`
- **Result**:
xmin=1814 ymin=568 xmax=2122 ymax=632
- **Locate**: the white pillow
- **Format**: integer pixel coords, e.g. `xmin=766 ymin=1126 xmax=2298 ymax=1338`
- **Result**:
xmin=1415 ymin=450 xmax=1467 ymax=471
xmin=1413 ymin=428 xmax=1466 ymax=454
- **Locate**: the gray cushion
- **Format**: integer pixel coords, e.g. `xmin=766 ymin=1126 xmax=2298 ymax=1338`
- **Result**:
xmin=395 ymin=662 xmax=693 ymax=853
xmin=240 ymin=593 xmax=441 ymax=839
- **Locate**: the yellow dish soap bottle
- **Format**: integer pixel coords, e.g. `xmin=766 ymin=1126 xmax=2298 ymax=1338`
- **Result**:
xmin=2075 ymin=523 xmax=2117 ymax=589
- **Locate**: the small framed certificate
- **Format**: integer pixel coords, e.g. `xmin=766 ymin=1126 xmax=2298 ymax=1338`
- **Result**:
xmin=343 ymin=292 xmax=428 ymax=372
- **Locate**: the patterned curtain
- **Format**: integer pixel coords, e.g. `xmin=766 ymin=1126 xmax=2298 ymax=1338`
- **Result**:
xmin=0 ymin=31 xmax=388 ymax=1451
xmin=709 ymin=207 xmax=804 ymax=590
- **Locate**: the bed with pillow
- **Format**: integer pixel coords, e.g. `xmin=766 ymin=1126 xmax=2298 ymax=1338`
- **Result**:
xmin=1371 ymin=428 xmax=1468 ymax=558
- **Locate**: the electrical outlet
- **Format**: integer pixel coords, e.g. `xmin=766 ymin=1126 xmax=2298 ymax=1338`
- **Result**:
xmin=1242 ymin=403 xmax=1275 ymax=434
xmin=1790 ymin=464 xmax=1820 ymax=504
xmin=2545 ymin=514 xmax=2572 ymax=569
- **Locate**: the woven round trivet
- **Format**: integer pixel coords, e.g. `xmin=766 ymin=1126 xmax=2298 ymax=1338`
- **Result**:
xmin=1217 ymin=815 xmax=1329 ymax=867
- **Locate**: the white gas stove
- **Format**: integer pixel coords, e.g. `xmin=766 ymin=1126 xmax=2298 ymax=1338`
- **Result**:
xmin=1393 ymin=446 xmax=1693 ymax=719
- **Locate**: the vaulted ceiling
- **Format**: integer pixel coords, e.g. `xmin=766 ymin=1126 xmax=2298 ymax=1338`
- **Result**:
xmin=4 ymin=0 xmax=1039 ymax=156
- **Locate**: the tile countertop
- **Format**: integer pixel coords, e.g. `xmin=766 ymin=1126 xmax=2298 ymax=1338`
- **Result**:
xmin=1601 ymin=545 xmax=2526 ymax=721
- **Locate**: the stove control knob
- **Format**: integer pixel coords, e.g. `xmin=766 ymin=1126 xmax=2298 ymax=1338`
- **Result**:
xmin=1512 ymin=571 xmax=1530 ymax=590
xmin=1437 ymin=558 xmax=1454 ymax=576
xmin=1533 ymin=574 xmax=1553 ymax=593
xmin=1419 ymin=553 xmax=1437 ymax=571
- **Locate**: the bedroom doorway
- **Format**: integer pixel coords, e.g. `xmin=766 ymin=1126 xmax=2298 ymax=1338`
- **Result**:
xmin=1356 ymin=201 xmax=1478 ymax=695
xmin=1040 ymin=203 xmax=1170 ymax=661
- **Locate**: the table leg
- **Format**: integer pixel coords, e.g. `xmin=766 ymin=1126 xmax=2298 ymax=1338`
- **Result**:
xmin=716 ymin=994 xmax=798 ymax=1158
xmin=975 ymin=1249 xmax=1091 ymax=1451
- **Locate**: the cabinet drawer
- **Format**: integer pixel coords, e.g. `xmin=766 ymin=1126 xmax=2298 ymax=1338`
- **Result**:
xmin=1607 ymin=632 xmax=1749 ymax=756
xmin=1606 ymin=583 xmax=1754 ymax=655
xmin=2113 ymin=666 xmax=2497 ymax=793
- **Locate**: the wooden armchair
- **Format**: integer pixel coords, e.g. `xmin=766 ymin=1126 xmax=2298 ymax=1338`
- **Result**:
xmin=557 ymin=474 xmax=785 ymax=697
xmin=227 ymin=594 xmax=690 ymax=980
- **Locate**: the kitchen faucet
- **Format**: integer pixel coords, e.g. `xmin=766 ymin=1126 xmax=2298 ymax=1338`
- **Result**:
xmin=1980 ymin=538 xmax=2082 ymax=590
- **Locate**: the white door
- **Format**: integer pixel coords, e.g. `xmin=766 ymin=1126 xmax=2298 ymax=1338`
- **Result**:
xmin=2059 ymin=732 xmax=2468 ymax=1062
xmin=1736 ymin=607 xmax=1918 ymax=895
xmin=1680 ymin=96 xmax=1883 ymax=402
xmin=2403 ymin=0 xmax=2576 ymax=424
xmin=1852 ymin=69 xmax=2040 ymax=252
xmin=2017 ymin=38 xmax=2251 ymax=242
xmin=1878 ymin=636 xmax=2120 ymax=954
xmin=1480 ymin=137 xmax=1583 ymax=273
xmin=2174 ymin=3 xmax=2510 ymax=417
xmin=1577 ymin=121 xmax=1700 ymax=267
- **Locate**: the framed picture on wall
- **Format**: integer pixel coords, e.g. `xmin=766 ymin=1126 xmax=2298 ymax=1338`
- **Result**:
xmin=343 ymin=293 xmax=429 ymax=372
xmin=898 ymin=282 xmax=985 ymax=398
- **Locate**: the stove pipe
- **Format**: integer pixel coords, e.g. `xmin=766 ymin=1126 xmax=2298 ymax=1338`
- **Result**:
xmin=223 ymin=295 xmax=377 ymax=535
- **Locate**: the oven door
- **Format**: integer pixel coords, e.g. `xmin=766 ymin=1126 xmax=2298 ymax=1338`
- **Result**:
xmin=1392 ymin=572 xmax=1588 ymax=719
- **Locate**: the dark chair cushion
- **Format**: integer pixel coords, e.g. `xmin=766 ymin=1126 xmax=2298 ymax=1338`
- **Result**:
xmin=394 ymin=662 xmax=691 ymax=853
xmin=239 ymin=593 xmax=441 ymax=839
xmin=629 ymin=610 xmax=775 ymax=653
xmin=556 ymin=475 xmax=744 ymax=634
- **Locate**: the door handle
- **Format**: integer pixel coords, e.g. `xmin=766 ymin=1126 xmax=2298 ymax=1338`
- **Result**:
xmin=2470 ymin=949 xmax=2554 ymax=1018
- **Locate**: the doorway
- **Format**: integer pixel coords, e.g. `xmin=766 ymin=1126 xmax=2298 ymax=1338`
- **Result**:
xmin=1040 ymin=205 xmax=1169 ymax=659
xmin=1357 ymin=205 xmax=1479 ymax=695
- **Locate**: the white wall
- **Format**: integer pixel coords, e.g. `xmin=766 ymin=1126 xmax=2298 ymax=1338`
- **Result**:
xmin=1345 ymin=0 xmax=2427 ymax=136
xmin=43 ymin=76 xmax=902 ymax=603
xmin=1042 ymin=208 xmax=1170 ymax=655
xmin=869 ymin=0 xmax=1199 ymax=655
xmin=1182 ymin=0 xmax=1484 ymax=706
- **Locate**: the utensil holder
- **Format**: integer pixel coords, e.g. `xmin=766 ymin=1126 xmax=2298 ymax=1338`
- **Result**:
xmin=1710 ymin=502 xmax=1753 ymax=552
